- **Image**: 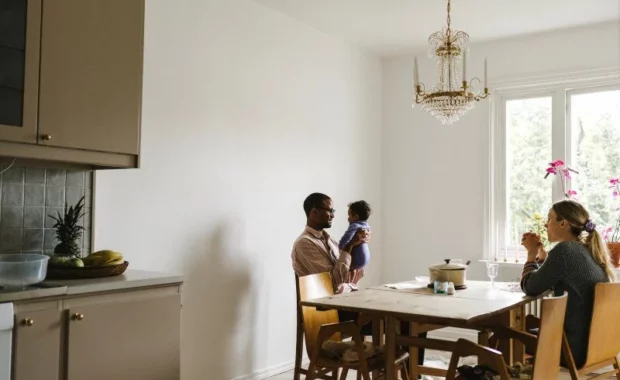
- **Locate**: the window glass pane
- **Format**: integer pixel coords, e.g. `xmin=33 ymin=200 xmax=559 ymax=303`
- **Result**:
xmin=506 ymin=97 xmax=553 ymax=249
xmin=572 ymin=89 xmax=620 ymax=233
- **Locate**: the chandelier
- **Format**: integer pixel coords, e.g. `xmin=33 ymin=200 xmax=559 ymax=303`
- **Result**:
xmin=412 ymin=0 xmax=489 ymax=125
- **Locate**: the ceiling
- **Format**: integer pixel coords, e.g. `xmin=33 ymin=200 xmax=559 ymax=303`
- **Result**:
xmin=254 ymin=0 xmax=619 ymax=56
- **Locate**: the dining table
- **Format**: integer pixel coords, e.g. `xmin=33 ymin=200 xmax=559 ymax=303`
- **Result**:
xmin=300 ymin=280 xmax=548 ymax=379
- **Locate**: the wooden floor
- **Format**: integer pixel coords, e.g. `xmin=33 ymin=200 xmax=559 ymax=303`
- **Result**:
xmin=268 ymin=368 xmax=599 ymax=379
xmin=268 ymin=348 xmax=616 ymax=380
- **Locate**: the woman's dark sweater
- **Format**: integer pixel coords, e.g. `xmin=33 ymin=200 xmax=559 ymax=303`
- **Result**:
xmin=520 ymin=241 xmax=609 ymax=367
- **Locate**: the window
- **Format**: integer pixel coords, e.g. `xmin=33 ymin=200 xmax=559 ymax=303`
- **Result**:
xmin=490 ymin=74 xmax=620 ymax=262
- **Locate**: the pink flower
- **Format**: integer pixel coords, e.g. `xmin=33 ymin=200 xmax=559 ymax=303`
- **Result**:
xmin=567 ymin=190 xmax=577 ymax=198
xmin=614 ymin=191 xmax=619 ymax=198
xmin=551 ymin=160 xmax=565 ymax=167
xmin=546 ymin=167 xmax=557 ymax=175
xmin=563 ymin=169 xmax=571 ymax=180
xmin=610 ymin=178 xmax=620 ymax=186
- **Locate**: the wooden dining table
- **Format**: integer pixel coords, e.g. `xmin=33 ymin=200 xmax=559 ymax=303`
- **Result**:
xmin=300 ymin=280 xmax=547 ymax=380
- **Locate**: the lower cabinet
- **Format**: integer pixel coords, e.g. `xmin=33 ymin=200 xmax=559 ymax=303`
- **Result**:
xmin=66 ymin=294 xmax=181 ymax=380
xmin=12 ymin=308 xmax=62 ymax=380
xmin=12 ymin=287 xmax=181 ymax=380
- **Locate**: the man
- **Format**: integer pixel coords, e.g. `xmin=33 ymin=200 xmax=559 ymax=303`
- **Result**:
xmin=291 ymin=192 xmax=426 ymax=370
xmin=292 ymin=192 xmax=367 ymax=294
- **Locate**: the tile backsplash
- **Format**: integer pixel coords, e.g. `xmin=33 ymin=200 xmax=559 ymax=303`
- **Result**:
xmin=0 ymin=164 xmax=93 ymax=255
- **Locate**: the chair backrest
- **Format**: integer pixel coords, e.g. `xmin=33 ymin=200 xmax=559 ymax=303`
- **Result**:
xmin=297 ymin=272 xmax=341 ymax=358
xmin=531 ymin=292 xmax=568 ymax=379
xmin=583 ymin=282 xmax=620 ymax=368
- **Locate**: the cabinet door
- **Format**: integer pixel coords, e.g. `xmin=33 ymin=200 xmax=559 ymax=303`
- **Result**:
xmin=67 ymin=294 xmax=181 ymax=380
xmin=12 ymin=308 xmax=61 ymax=380
xmin=0 ymin=0 xmax=41 ymax=143
xmin=38 ymin=0 xmax=144 ymax=154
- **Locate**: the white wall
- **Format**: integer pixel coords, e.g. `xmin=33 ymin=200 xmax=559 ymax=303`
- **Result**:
xmin=93 ymin=1 xmax=382 ymax=379
xmin=381 ymin=22 xmax=620 ymax=284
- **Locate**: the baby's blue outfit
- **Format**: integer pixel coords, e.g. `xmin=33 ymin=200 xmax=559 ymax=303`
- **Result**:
xmin=338 ymin=221 xmax=371 ymax=270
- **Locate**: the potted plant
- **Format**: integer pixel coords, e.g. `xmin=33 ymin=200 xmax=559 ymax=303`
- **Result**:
xmin=48 ymin=196 xmax=86 ymax=267
xmin=602 ymin=178 xmax=620 ymax=268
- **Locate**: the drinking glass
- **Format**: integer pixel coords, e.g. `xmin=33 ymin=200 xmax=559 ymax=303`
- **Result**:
xmin=486 ymin=262 xmax=499 ymax=287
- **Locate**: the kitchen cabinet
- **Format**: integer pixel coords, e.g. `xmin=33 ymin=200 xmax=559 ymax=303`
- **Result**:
xmin=38 ymin=0 xmax=144 ymax=156
xmin=0 ymin=0 xmax=41 ymax=143
xmin=10 ymin=272 xmax=182 ymax=380
xmin=66 ymin=294 xmax=181 ymax=380
xmin=0 ymin=0 xmax=144 ymax=169
xmin=12 ymin=307 xmax=61 ymax=380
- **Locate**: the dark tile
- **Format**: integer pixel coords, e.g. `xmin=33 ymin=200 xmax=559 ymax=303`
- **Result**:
xmin=24 ymin=184 xmax=45 ymax=206
xmin=66 ymin=186 xmax=85 ymax=207
xmin=25 ymin=167 xmax=46 ymax=184
xmin=45 ymin=186 xmax=65 ymax=207
xmin=46 ymin=169 xmax=66 ymax=186
xmin=66 ymin=171 xmax=85 ymax=187
xmin=23 ymin=207 xmax=44 ymax=228
xmin=44 ymin=229 xmax=58 ymax=250
xmin=1 ymin=207 xmax=22 ymax=228
xmin=85 ymin=188 xmax=92 ymax=208
xmin=85 ymin=172 xmax=93 ymax=188
xmin=1 ymin=183 xmax=23 ymax=206
xmin=22 ymin=229 xmax=43 ymax=251
xmin=1 ymin=228 xmax=22 ymax=250
xmin=45 ymin=207 xmax=63 ymax=228
xmin=3 ymin=167 xmax=24 ymax=183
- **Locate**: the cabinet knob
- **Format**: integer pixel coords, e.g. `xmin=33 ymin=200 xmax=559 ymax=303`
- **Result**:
xmin=71 ymin=313 xmax=84 ymax=321
xmin=21 ymin=318 xmax=34 ymax=326
xmin=41 ymin=134 xmax=52 ymax=141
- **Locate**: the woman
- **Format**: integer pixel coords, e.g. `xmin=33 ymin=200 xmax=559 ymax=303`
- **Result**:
xmin=521 ymin=199 xmax=614 ymax=367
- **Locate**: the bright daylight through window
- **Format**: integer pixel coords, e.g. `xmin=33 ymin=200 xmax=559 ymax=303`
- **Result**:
xmin=493 ymin=84 xmax=620 ymax=262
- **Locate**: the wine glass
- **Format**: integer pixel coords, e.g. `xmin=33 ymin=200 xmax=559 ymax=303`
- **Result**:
xmin=486 ymin=262 xmax=499 ymax=288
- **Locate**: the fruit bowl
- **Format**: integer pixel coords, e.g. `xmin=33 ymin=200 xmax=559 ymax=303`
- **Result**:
xmin=46 ymin=261 xmax=129 ymax=280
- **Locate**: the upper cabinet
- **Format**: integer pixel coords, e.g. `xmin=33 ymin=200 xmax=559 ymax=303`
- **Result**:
xmin=0 ymin=0 xmax=41 ymax=143
xmin=0 ymin=0 xmax=144 ymax=169
xmin=38 ymin=0 xmax=144 ymax=155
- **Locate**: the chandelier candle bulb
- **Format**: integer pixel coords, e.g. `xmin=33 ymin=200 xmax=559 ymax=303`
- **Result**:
xmin=484 ymin=58 xmax=488 ymax=89
xmin=413 ymin=57 xmax=419 ymax=87
xmin=462 ymin=50 xmax=467 ymax=82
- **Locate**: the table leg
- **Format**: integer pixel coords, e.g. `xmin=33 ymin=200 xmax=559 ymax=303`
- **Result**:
xmin=385 ymin=316 xmax=397 ymax=380
xmin=409 ymin=322 xmax=419 ymax=379
xmin=372 ymin=317 xmax=383 ymax=379
xmin=511 ymin=305 xmax=525 ymax=364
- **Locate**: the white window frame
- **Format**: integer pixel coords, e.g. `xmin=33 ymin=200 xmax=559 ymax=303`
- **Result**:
xmin=486 ymin=68 xmax=620 ymax=263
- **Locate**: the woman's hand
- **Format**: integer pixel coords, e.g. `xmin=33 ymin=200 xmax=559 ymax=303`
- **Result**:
xmin=536 ymin=246 xmax=548 ymax=262
xmin=521 ymin=232 xmax=541 ymax=260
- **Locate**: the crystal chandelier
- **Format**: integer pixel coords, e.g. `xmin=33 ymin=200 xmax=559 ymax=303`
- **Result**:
xmin=412 ymin=0 xmax=489 ymax=125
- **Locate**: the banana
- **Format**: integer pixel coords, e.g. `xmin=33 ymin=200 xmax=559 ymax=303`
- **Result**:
xmin=83 ymin=250 xmax=124 ymax=267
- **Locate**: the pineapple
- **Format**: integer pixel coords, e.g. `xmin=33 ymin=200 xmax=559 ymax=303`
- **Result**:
xmin=49 ymin=196 xmax=86 ymax=257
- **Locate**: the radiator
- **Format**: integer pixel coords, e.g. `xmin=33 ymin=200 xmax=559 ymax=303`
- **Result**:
xmin=524 ymin=299 xmax=542 ymax=318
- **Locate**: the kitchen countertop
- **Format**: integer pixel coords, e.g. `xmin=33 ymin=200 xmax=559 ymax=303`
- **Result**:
xmin=0 ymin=269 xmax=184 ymax=303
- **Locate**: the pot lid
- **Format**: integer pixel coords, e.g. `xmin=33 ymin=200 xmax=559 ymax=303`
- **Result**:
xmin=430 ymin=259 xmax=468 ymax=271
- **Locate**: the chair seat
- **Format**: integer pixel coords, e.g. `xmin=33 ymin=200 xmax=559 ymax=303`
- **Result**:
xmin=316 ymin=342 xmax=409 ymax=371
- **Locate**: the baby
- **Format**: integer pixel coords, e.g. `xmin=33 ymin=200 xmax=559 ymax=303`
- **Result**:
xmin=338 ymin=200 xmax=371 ymax=270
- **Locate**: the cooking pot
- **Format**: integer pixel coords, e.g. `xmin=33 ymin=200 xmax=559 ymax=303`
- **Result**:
xmin=428 ymin=259 xmax=470 ymax=289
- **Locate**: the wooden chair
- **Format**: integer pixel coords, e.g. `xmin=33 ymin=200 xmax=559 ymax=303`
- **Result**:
xmin=445 ymin=292 xmax=568 ymax=380
xmin=297 ymin=272 xmax=410 ymax=380
xmin=294 ymin=274 xmax=313 ymax=380
xmin=562 ymin=282 xmax=620 ymax=379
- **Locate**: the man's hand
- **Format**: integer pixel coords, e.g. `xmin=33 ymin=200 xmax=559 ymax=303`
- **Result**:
xmin=342 ymin=228 xmax=371 ymax=253
xmin=351 ymin=228 xmax=371 ymax=246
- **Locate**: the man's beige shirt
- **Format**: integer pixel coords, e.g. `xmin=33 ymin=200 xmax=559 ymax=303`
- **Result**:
xmin=291 ymin=226 xmax=362 ymax=293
